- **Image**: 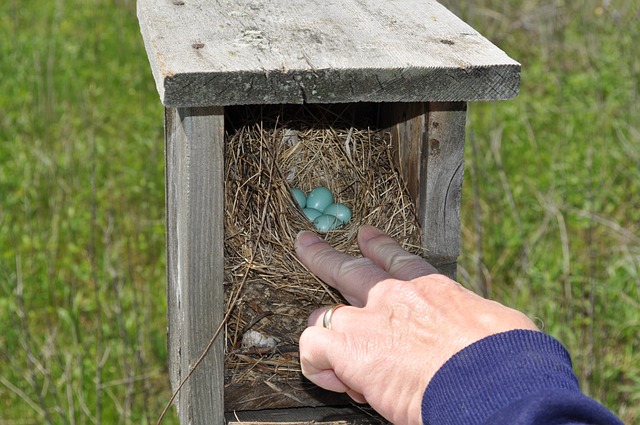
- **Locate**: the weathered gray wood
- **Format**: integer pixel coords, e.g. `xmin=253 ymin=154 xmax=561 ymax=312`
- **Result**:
xmin=137 ymin=0 xmax=520 ymax=107
xmin=225 ymin=378 xmax=353 ymax=412
xmin=226 ymin=406 xmax=388 ymax=424
xmin=165 ymin=106 xmax=225 ymax=425
xmin=383 ymin=102 xmax=466 ymax=279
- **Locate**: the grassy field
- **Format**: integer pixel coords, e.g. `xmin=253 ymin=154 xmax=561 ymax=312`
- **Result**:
xmin=1 ymin=0 xmax=638 ymax=424
xmin=440 ymin=1 xmax=640 ymax=421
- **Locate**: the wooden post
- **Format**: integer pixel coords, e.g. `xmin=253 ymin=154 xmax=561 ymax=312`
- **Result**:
xmin=383 ymin=102 xmax=467 ymax=279
xmin=165 ymin=107 xmax=225 ymax=424
xmin=422 ymin=102 xmax=467 ymax=278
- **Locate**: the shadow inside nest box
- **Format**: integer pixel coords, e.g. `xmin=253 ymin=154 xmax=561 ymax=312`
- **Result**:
xmin=225 ymin=102 xmax=385 ymax=133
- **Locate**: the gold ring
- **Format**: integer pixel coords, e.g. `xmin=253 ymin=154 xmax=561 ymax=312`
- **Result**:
xmin=322 ymin=304 xmax=347 ymax=330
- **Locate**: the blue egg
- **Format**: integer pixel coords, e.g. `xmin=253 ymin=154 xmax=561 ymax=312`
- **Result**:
xmin=303 ymin=208 xmax=323 ymax=221
xmin=306 ymin=186 xmax=334 ymax=211
xmin=323 ymin=203 xmax=352 ymax=223
xmin=291 ymin=188 xmax=306 ymax=209
xmin=313 ymin=214 xmax=341 ymax=232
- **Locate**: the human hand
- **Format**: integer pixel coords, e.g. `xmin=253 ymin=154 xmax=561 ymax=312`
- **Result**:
xmin=295 ymin=226 xmax=538 ymax=425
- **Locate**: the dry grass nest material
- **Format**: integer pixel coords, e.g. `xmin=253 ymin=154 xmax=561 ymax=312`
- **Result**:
xmin=224 ymin=105 xmax=423 ymax=384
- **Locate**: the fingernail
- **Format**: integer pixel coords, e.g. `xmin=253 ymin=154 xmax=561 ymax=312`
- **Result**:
xmin=295 ymin=231 xmax=322 ymax=248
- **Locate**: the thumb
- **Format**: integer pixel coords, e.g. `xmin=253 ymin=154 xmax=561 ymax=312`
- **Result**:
xmin=299 ymin=326 xmax=348 ymax=393
xmin=300 ymin=326 xmax=367 ymax=403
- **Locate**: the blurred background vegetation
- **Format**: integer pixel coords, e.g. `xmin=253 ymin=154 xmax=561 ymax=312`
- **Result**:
xmin=0 ymin=0 xmax=638 ymax=423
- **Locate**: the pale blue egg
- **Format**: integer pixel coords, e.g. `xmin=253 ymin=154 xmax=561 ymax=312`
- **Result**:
xmin=313 ymin=214 xmax=341 ymax=232
xmin=306 ymin=186 xmax=334 ymax=211
xmin=291 ymin=188 xmax=306 ymax=209
xmin=323 ymin=203 xmax=352 ymax=223
xmin=303 ymin=208 xmax=323 ymax=221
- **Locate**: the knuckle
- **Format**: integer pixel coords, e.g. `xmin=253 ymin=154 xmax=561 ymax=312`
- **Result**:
xmin=335 ymin=257 xmax=376 ymax=278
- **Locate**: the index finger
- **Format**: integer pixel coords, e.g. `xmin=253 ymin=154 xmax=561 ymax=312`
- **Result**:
xmin=295 ymin=231 xmax=391 ymax=307
xmin=358 ymin=226 xmax=439 ymax=280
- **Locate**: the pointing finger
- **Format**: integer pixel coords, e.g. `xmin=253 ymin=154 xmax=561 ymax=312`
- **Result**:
xmin=357 ymin=226 xmax=438 ymax=280
xmin=295 ymin=231 xmax=390 ymax=307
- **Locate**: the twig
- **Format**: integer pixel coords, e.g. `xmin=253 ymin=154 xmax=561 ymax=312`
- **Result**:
xmin=567 ymin=206 xmax=640 ymax=245
xmin=13 ymin=253 xmax=57 ymax=425
xmin=489 ymin=124 xmax=530 ymax=283
xmin=0 ymin=375 xmax=46 ymax=418
xmin=88 ymin=104 xmax=104 ymax=425
xmin=468 ymin=123 xmax=489 ymax=297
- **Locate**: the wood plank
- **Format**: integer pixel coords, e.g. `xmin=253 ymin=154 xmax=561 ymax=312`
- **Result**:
xmin=225 ymin=378 xmax=353 ymax=412
xmin=382 ymin=102 xmax=466 ymax=279
xmin=137 ymin=0 xmax=520 ymax=106
xmin=383 ymin=103 xmax=426 ymax=207
xmin=226 ymin=406 xmax=388 ymax=424
xmin=421 ymin=102 xmax=467 ymax=278
xmin=165 ymin=106 xmax=225 ymax=424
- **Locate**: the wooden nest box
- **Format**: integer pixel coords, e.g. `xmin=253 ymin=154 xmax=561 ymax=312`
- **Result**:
xmin=137 ymin=0 xmax=519 ymax=423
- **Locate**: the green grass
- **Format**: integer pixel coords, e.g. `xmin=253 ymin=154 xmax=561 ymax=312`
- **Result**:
xmin=1 ymin=0 xmax=639 ymax=423
xmin=442 ymin=0 xmax=640 ymax=421
xmin=0 ymin=0 xmax=174 ymax=423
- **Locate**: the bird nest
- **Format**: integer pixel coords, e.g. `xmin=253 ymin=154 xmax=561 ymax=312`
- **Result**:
xmin=223 ymin=104 xmax=423 ymax=387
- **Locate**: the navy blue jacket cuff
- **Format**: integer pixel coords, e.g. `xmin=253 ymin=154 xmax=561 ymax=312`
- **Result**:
xmin=421 ymin=330 xmax=623 ymax=425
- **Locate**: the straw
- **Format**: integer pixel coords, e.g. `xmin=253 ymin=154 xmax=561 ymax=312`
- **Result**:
xmin=224 ymin=105 xmax=423 ymax=384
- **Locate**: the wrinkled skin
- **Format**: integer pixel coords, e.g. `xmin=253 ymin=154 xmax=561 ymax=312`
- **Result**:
xmin=296 ymin=226 xmax=538 ymax=425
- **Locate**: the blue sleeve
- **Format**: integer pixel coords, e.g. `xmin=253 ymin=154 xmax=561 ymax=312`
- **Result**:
xmin=421 ymin=330 xmax=624 ymax=425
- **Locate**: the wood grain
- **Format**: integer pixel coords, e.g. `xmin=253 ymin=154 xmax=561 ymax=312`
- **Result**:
xmin=225 ymin=378 xmax=353 ymax=412
xmin=165 ymin=106 xmax=225 ymax=424
xmin=422 ymin=102 xmax=467 ymax=278
xmin=226 ymin=406 xmax=388 ymax=424
xmin=138 ymin=0 xmax=520 ymax=106
xmin=383 ymin=102 xmax=466 ymax=279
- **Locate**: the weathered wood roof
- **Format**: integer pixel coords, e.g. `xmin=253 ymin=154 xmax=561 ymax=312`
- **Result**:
xmin=138 ymin=0 xmax=520 ymax=106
